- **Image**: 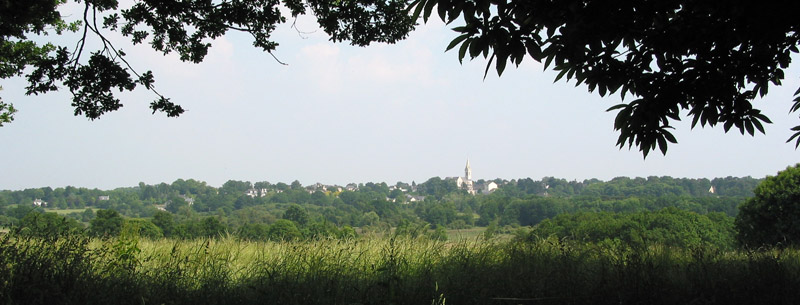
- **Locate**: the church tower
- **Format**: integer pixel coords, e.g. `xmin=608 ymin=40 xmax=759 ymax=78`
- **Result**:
xmin=465 ymin=159 xmax=472 ymax=181
xmin=463 ymin=159 xmax=475 ymax=194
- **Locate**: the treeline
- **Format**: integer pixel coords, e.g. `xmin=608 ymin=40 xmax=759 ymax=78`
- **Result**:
xmin=0 ymin=176 xmax=759 ymax=241
xmin=493 ymin=176 xmax=759 ymax=198
xmin=525 ymin=207 xmax=736 ymax=250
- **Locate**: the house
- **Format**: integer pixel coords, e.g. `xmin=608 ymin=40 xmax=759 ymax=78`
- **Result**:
xmin=98 ymin=195 xmax=110 ymax=201
xmin=179 ymin=194 xmax=195 ymax=205
xmin=33 ymin=198 xmax=47 ymax=207
xmin=245 ymin=188 xmax=268 ymax=198
xmin=406 ymin=195 xmax=426 ymax=203
xmin=483 ymin=181 xmax=499 ymax=194
xmin=389 ymin=185 xmax=408 ymax=192
xmin=345 ymin=183 xmax=358 ymax=191
xmin=306 ymin=183 xmax=329 ymax=194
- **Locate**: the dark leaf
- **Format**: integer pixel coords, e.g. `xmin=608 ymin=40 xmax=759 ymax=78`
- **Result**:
xmin=606 ymin=104 xmax=627 ymax=112
xmin=657 ymin=135 xmax=667 ymax=155
xmin=446 ymin=34 xmax=469 ymax=52
xmin=458 ymin=38 xmax=470 ymax=64
xmin=423 ymin=0 xmax=437 ymax=22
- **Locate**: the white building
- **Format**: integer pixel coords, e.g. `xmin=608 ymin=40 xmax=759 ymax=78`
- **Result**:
xmin=33 ymin=198 xmax=47 ymax=207
xmin=456 ymin=159 xmax=476 ymax=195
xmin=245 ymin=188 xmax=268 ymax=198
xmin=455 ymin=160 xmax=498 ymax=195
xmin=179 ymin=194 xmax=195 ymax=205
xmin=484 ymin=181 xmax=499 ymax=194
xmin=406 ymin=194 xmax=426 ymax=202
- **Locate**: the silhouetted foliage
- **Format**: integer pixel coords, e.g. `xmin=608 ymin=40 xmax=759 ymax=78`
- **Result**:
xmin=410 ymin=0 xmax=800 ymax=155
xmin=2 ymin=0 xmax=414 ymax=124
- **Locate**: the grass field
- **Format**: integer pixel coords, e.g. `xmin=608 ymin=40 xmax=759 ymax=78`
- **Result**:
xmin=44 ymin=207 xmax=96 ymax=215
xmin=446 ymin=227 xmax=487 ymax=241
xmin=1 ymin=231 xmax=799 ymax=305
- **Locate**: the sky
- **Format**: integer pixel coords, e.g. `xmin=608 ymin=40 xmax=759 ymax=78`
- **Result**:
xmin=1 ymin=4 xmax=799 ymax=190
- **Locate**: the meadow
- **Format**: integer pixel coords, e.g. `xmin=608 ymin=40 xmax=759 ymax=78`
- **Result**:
xmin=1 ymin=229 xmax=799 ymax=305
xmin=43 ymin=208 xmax=97 ymax=215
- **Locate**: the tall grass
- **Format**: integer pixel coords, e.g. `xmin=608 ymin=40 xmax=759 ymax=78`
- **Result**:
xmin=1 ymin=230 xmax=799 ymax=304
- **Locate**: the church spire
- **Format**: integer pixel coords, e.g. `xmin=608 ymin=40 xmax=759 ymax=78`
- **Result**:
xmin=465 ymin=159 xmax=472 ymax=180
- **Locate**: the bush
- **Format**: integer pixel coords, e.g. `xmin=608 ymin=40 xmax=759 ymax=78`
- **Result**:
xmin=736 ymin=164 xmax=800 ymax=248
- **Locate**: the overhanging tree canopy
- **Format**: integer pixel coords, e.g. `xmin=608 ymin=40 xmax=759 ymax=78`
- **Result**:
xmin=3 ymin=0 xmax=800 ymax=157
xmin=0 ymin=0 xmax=414 ymax=124
xmin=410 ymin=0 xmax=800 ymax=156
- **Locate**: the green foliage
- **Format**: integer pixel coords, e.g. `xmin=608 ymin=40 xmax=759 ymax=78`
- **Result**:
xmin=268 ymin=219 xmax=301 ymax=241
xmin=0 ymin=97 xmax=16 ymax=126
xmin=394 ymin=219 xmax=430 ymax=239
xmin=415 ymin=200 xmax=456 ymax=226
xmin=0 ymin=229 xmax=98 ymax=304
xmin=0 ymin=175 xmax=761 ymax=243
xmin=185 ymin=216 xmax=226 ymax=239
xmin=17 ymin=211 xmax=84 ymax=237
xmin=4 ymin=234 xmax=800 ymax=305
xmin=90 ymin=209 xmax=124 ymax=237
xmin=427 ymin=226 xmax=448 ymax=241
xmin=410 ymin=0 xmax=800 ymax=156
xmin=107 ymin=223 xmax=143 ymax=273
xmin=2 ymin=0 xmax=414 ymax=124
xmin=482 ymin=220 xmax=498 ymax=241
xmin=150 ymin=210 xmax=175 ymax=237
xmin=80 ymin=208 xmax=95 ymax=222
xmin=237 ymin=223 xmax=269 ymax=241
xmin=165 ymin=195 xmax=188 ymax=213
xmin=417 ymin=177 xmax=458 ymax=199
xmin=283 ymin=204 xmax=309 ymax=226
xmin=736 ymin=164 xmax=800 ymax=248
xmin=124 ymin=218 xmax=163 ymax=239
xmin=530 ymin=208 xmax=736 ymax=250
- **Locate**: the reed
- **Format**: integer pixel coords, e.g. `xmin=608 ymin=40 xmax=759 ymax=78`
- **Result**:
xmin=0 ymin=230 xmax=798 ymax=305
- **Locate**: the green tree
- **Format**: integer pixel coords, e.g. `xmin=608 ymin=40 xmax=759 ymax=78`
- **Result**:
xmin=200 ymin=217 xmax=226 ymax=238
xmin=268 ymin=219 xmax=302 ymax=241
xmin=7 ymin=205 xmax=37 ymax=221
xmin=80 ymin=208 xmax=95 ymax=222
xmin=361 ymin=211 xmax=380 ymax=227
xmin=417 ymin=177 xmax=458 ymax=199
xmin=283 ymin=204 xmax=309 ymax=226
xmin=150 ymin=210 xmax=176 ymax=237
xmin=165 ymin=195 xmax=187 ymax=213
xmin=90 ymin=209 xmax=124 ymax=237
xmin=410 ymin=0 xmax=800 ymax=156
xmin=290 ymin=180 xmax=303 ymax=190
xmin=736 ymin=164 xmax=800 ymax=248
xmin=532 ymin=208 xmax=735 ymax=249
xmin=275 ymin=182 xmax=289 ymax=191
xmin=238 ymin=223 xmax=269 ymax=241
xmin=18 ymin=211 xmax=84 ymax=237
xmin=124 ymin=218 xmax=163 ymax=239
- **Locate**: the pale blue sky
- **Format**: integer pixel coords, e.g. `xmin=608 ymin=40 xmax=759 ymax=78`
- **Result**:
xmin=1 ymin=6 xmax=798 ymax=190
